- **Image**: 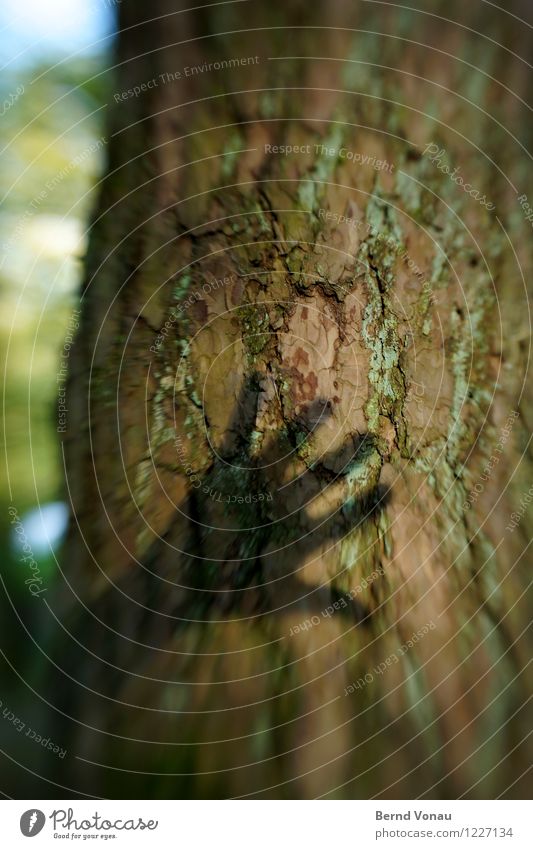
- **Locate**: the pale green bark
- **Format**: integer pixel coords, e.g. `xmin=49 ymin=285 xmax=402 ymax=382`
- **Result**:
xmin=46 ymin=0 xmax=533 ymax=798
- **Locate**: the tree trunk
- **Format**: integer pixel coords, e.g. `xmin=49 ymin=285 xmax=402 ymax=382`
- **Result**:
xmin=47 ymin=0 xmax=532 ymax=798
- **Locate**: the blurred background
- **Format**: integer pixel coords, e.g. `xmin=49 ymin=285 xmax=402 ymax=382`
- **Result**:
xmin=0 ymin=0 xmax=115 ymax=668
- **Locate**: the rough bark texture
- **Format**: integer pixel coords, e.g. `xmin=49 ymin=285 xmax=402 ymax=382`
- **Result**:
xmin=36 ymin=0 xmax=533 ymax=797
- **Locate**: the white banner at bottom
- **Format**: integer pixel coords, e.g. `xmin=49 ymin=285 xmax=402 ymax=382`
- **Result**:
xmin=1 ymin=799 xmax=531 ymax=848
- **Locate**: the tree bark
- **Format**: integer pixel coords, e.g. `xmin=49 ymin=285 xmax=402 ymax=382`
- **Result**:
xmin=46 ymin=0 xmax=533 ymax=798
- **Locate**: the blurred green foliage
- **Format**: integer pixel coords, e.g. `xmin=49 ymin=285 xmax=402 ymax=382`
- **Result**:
xmin=1 ymin=54 xmax=109 ymax=595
